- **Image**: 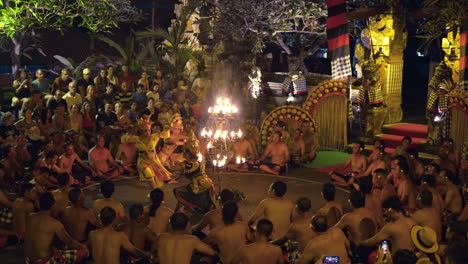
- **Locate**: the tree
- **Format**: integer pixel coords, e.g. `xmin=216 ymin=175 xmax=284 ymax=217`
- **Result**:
xmin=0 ymin=0 xmax=140 ymax=74
xmin=207 ymin=0 xmax=328 ymax=73
xmin=136 ymin=5 xmax=203 ymax=84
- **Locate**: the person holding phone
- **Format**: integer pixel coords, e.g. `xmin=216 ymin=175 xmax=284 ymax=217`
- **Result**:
xmin=360 ymin=196 xmax=416 ymax=254
xmin=296 ymin=215 xmax=349 ymax=264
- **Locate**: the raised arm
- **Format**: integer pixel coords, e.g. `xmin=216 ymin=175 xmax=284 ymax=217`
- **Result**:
xmin=360 ymin=224 xmax=391 ymax=247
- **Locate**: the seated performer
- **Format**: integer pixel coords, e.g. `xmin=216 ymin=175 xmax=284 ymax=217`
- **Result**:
xmin=290 ymin=128 xmax=306 ymax=168
xmin=59 ymin=142 xmax=96 ymax=185
xmin=227 ymin=132 xmax=256 ymax=172
xmin=121 ymin=120 xmax=172 ymax=189
xmin=329 ymin=142 xmax=367 ymax=187
xmin=256 ymin=131 xmax=290 ymax=175
xmin=115 ymin=129 xmax=138 ymax=175
xmin=88 ymin=135 xmax=124 ymax=180
xmin=25 ymin=193 xmax=88 ymax=264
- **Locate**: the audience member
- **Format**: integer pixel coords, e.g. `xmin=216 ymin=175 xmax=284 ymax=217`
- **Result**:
xmin=248 ymin=180 xmax=294 ymax=240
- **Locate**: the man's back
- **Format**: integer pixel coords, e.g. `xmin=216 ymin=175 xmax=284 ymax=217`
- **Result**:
xmin=300 ymin=227 xmax=348 ymax=264
xmin=12 ymin=198 xmax=34 ymax=235
xmin=157 ymin=233 xmax=207 ymax=264
xmin=233 ymin=241 xmax=283 ymax=264
xmin=89 ymin=228 xmax=127 ymax=264
xmin=263 ymin=198 xmax=294 ymax=239
xmin=25 ymin=213 xmax=61 ymax=260
xmin=383 ymin=217 xmax=416 ymax=252
xmin=61 ymin=206 xmax=94 ymax=242
xmin=207 ymin=221 xmax=249 ymax=263
xmin=123 ymin=222 xmax=154 ymax=250
xmin=288 ymin=218 xmax=316 ymax=252
xmin=337 ymin=207 xmax=376 ymax=246
xmin=147 ymin=206 xmax=173 ymax=234
xmin=412 ymin=207 xmax=442 ymax=241
xmin=93 ymin=198 xmax=125 ymax=219
xmin=52 ymin=189 xmax=70 ymax=218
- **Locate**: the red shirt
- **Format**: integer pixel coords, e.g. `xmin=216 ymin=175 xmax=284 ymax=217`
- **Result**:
xmin=119 ymin=74 xmax=134 ymax=91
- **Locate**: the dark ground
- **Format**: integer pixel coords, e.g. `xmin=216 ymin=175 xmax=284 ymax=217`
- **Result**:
xmin=1 ymin=167 xmax=350 ymax=263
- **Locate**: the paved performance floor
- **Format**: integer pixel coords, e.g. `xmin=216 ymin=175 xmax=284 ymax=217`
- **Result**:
xmin=1 ymin=167 xmax=350 ymax=263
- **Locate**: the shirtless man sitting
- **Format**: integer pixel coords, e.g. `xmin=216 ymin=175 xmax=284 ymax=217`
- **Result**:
xmin=358 ymin=177 xmax=384 ymax=228
xmin=92 ymin=180 xmax=127 ymax=222
xmin=434 ymin=146 xmax=457 ymax=175
xmin=227 ymin=133 xmax=256 ymax=173
xmin=25 ymin=193 xmax=88 ymax=264
xmin=193 ymin=189 xmax=240 ymax=233
xmin=372 ymin=169 xmax=397 ymax=202
xmin=329 ymin=142 xmax=367 ymax=187
xmin=88 ymin=207 xmax=149 ymax=264
xmin=363 ymin=146 xmax=387 ymax=179
xmin=360 ymin=196 xmax=416 ymax=254
xmin=442 ymin=138 xmax=460 ymax=168
xmin=12 ymin=183 xmax=37 ymax=238
xmin=157 ymin=212 xmax=216 ymax=264
xmin=256 ymin=131 xmax=289 ymax=175
xmin=335 ymin=191 xmax=378 ymax=252
xmin=272 ymin=197 xmax=316 ymax=252
xmin=421 ymin=174 xmax=444 ymax=214
xmin=367 ymin=139 xmax=386 ymax=163
xmin=61 ymin=188 xmax=100 ymax=242
xmin=231 ymin=218 xmax=284 ymax=264
xmin=316 ymin=183 xmax=344 ymax=221
xmin=59 ymin=142 xmax=96 ymax=185
xmin=248 ymin=181 xmax=294 ymax=240
xmin=145 ymin=188 xmax=173 ymax=234
xmin=122 ymin=203 xmax=157 ymax=262
xmin=51 ymin=173 xmax=72 ymax=219
xmin=115 ymin=130 xmax=138 ymax=175
xmin=89 ymin=134 xmax=124 ymax=180
xmin=290 ymin=128 xmax=306 ymax=167
xmin=296 ymin=215 xmax=349 ymax=264
xmin=205 ymin=201 xmax=252 ymax=263
xmin=439 ymin=169 xmax=463 ymax=219
xmin=412 ymin=189 xmax=442 ymax=241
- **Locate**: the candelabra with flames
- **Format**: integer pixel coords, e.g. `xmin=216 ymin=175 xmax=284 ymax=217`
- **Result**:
xmin=199 ymin=96 xmax=244 ymax=190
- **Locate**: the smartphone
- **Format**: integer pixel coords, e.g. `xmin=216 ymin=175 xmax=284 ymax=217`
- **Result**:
xmin=322 ymin=256 xmax=339 ymax=263
xmin=381 ymin=240 xmax=389 ymax=254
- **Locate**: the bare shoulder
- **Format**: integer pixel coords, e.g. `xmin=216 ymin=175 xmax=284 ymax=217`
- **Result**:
xmin=162 ymin=206 xmax=174 ymax=215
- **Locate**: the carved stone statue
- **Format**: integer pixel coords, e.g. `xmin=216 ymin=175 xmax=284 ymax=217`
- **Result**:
xmin=427 ymin=63 xmax=454 ymax=144
xmin=358 ymin=60 xmax=386 ymax=136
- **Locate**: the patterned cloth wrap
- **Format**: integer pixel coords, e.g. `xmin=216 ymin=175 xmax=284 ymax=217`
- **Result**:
xmin=282 ymin=76 xmax=308 ymax=96
xmin=0 ymin=207 xmax=13 ymax=226
xmin=26 ymin=249 xmax=80 ymax=264
xmin=358 ymin=85 xmax=384 ymax=106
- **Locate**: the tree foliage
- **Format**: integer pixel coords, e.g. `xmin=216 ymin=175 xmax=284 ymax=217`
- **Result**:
xmin=210 ymin=0 xmax=327 ymax=54
xmin=419 ymin=0 xmax=468 ymax=41
xmin=0 ymin=0 xmax=141 ymax=37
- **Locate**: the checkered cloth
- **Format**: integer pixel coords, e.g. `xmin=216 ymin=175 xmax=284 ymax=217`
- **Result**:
xmin=26 ymin=249 xmax=79 ymax=264
xmin=332 ymin=56 xmax=352 ymax=81
xmin=368 ymin=86 xmax=384 ymax=105
xmin=438 ymin=95 xmax=448 ymax=113
xmin=282 ymin=76 xmax=308 ymax=96
xmin=461 ymin=80 xmax=468 ymax=91
xmin=0 ymin=207 xmax=13 ymax=226
xmin=427 ymin=90 xmax=438 ymax=112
